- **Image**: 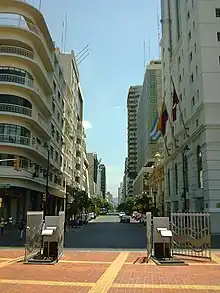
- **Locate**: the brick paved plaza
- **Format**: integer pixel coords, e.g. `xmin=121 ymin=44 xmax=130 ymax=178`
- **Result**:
xmin=0 ymin=249 xmax=220 ymax=293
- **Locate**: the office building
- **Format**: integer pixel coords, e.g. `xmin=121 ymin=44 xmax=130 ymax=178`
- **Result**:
xmin=133 ymin=60 xmax=162 ymax=196
xmin=127 ymin=86 xmax=142 ymax=196
xmin=161 ymin=0 xmax=220 ymax=235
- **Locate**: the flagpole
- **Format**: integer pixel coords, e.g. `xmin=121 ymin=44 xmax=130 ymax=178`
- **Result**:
xmin=167 ymin=114 xmax=178 ymax=148
xmin=162 ymin=136 xmax=170 ymax=156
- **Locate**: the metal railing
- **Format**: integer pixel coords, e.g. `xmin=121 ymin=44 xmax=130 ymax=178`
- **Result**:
xmin=0 ymin=45 xmax=34 ymax=59
xmin=0 ymin=134 xmax=30 ymax=146
xmin=0 ymin=103 xmax=32 ymax=116
xmin=0 ymin=17 xmax=40 ymax=36
xmin=0 ymin=73 xmax=41 ymax=93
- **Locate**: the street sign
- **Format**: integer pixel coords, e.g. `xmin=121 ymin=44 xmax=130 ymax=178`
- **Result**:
xmin=0 ymin=184 xmax=10 ymax=189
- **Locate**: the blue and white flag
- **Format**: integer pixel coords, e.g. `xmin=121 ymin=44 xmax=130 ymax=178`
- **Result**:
xmin=150 ymin=115 xmax=162 ymax=141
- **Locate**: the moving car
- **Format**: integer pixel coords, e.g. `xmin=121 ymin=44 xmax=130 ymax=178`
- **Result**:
xmin=119 ymin=212 xmax=125 ymax=218
xmin=120 ymin=214 xmax=130 ymax=223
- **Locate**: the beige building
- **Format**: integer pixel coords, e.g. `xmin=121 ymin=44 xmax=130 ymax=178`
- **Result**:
xmin=0 ymin=0 xmax=88 ymax=221
xmin=127 ymin=86 xmax=142 ymax=196
xmin=87 ymin=153 xmax=100 ymax=197
xmin=57 ymin=50 xmax=89 ymax=195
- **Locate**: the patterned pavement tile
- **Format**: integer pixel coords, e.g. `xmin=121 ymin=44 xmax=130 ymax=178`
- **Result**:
xmin=0 ymin=262 xmax=108 ymax=283
xmin=125 ymin=252 xmax=147 ymax=263
xmin=0 ymin=284 xmax=91 ymax=293
xmin=114 ymin=264 xmax=220 ymax=286
xmin=0 ymin=250 xmax=24 ymax=259
xmin=108 ymin=288 xmax=220 ymax=293
xmin=62 ymin=251 xmax=119 ymax=262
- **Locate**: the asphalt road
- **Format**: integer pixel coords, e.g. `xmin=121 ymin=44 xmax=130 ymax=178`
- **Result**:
xmin=64 ymin=215 xmax=146 ymax=250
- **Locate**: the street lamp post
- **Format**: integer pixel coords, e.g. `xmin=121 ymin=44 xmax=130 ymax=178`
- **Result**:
xmin=182 ymin=145 xmax=190 ymax=212
xmin=43 ymin=143 xmax=50 ymax=219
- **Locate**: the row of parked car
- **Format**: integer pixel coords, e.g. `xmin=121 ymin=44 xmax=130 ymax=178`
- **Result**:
xmin=68 ymin=212 xmax=96 ymax=227
xmin=118 ymin=211 xmax=147 ymax=225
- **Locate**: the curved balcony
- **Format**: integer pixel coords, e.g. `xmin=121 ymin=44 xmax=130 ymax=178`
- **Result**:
xmin=0 ymin=45 xmax=34 ymax=59
xmin=0 ymin=45 xmax=52 ymax=94
xmin=0 ymin=134 xmax=30 ymax=146
xmin=0 ymin=103 xmax=32 ymax=116
xmin=0 ymin=15 xmax=53 ymax=70
xmin=0 ymin=74 xmax=51 ymax=115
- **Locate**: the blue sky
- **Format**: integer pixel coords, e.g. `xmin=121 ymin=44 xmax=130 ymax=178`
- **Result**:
xmin=29 ymin=0 xmax=159 ymax=197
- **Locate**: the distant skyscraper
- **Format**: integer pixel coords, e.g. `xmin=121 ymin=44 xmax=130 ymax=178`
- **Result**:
xmin=127 ymin=86 xmax=142 ymax=196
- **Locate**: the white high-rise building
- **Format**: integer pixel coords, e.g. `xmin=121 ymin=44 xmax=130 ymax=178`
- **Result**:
xmin=161 ymin=0 xmax=220 ymax=235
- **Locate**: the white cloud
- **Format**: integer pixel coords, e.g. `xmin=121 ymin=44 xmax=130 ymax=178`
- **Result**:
xmin=115 ymin=106 xmax=121 ymax=109
xmin=83 ymin=120 xmax=92 ymax=130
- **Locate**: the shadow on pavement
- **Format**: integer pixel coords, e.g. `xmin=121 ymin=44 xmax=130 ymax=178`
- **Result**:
xmin=64 ymin=221 xmax=147 ymax=250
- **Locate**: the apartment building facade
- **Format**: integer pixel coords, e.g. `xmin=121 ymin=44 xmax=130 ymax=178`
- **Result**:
xmin=161 ymin=0 xmax=220 ymax=235
xmin=127 ymin=86 xmax=142 ymax=196
xmin=98 ymin=164 xmax=106 ymax=198
xmin=133 ymin=61 xmax=162 ymax=196
xmin=0 ymin=0 xmax=67 ymax=221
xmin=87 ymin=153 xmax=99 ymax=197
xmin=57 ymin=50 xmax=89 ymax=196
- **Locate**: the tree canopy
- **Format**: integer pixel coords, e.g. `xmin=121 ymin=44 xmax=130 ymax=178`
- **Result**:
xmin=118 ymin=194 xmax=159 ymax=216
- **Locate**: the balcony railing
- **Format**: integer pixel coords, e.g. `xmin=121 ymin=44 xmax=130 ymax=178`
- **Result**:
xmin=0 ymin=45 xmax=34 ymax=59
xmin=0 ymin=17 xmax=40 ymax=36
xmin=0 ymin=134 xmax=30 ymax=146
xmin=0 ymin=73 xmax=42 ymax=95
xmin=0 ymin=103 xmax=32 ymax=116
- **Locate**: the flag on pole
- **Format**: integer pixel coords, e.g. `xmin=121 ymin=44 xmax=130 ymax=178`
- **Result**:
xmin=171 ymin=78 xmax=179 ymax=122
xmin=150 ymin=114 xmax=162 ymax=141
xmin=157 ymin=101 xmax=168 ymax=136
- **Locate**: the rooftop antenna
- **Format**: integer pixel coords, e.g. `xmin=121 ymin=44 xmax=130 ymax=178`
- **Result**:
xmin=64 ymin=13 xmax=68 ymax=53
xmin=148 ymin=37 xmax=151 ymax=63
xmin=157 ymin=2 xmax=161 ymax=58
xmin=61 ymin=20 xmax=65 ymax=52
xmin=39 ymin=0 xmax=42 ymax=11
xmin=76 ymin=44 xmax=90 ymax=65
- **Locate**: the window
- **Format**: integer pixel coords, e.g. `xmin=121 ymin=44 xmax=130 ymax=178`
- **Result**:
xmin=190 ymin=73 xmax=194 ymax=83
xmin=53 ymin=81 xmax=56 ymax=92
xmin=50 ymin=146 xmax=54 ymax=159
xmin=176 ymin=0 xmax=181 ymax=40
xmin=197 ymin=89 xmax=200 ymax=99
xmin=196 ymin=66 xmax=198 ymax=76
xmin=194 ymin=43 xmax=197 ymax=53
xmin=184 ymin=156 xmax=189 ymax=192
xmin=175 ymin=163 xmax=178 ymax=195
xmin=218 ymin=56 xmax=220 ymax=65
xmin=216 ymin=8 xmax=220 ymax=17
xmin=55 ymin=151 xmax=58 ymax=161
xmin=196 ymin=145 xmax=203 ymax=188
xmin=217 ymin=32 xmax=220 ymax=41
xmin=189 ymin=52 xmax=192 ymax=61
xmin=58 ymin=91 xmax=61 ymax=101
xmin=193 ymin=21 xmax=195 ymax=30
xmin=0 ymin=124 xmax=30 ymax=145
xmin=196 ymin=118 xmax=199 ymax=127
xmin=167 ymin=169 xmax=171 ymax=197
xmin=192 ymin=96 xmax=195 ymax=106
xmin=188 ymin=30 xmax=191 ymax=40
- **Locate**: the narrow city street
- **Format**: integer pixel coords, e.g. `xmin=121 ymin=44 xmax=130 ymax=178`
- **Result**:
xmin=65 ymin=215 xmax=146 ymax=250
xmin=0 ymin=215 xmax=220 ymax=292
